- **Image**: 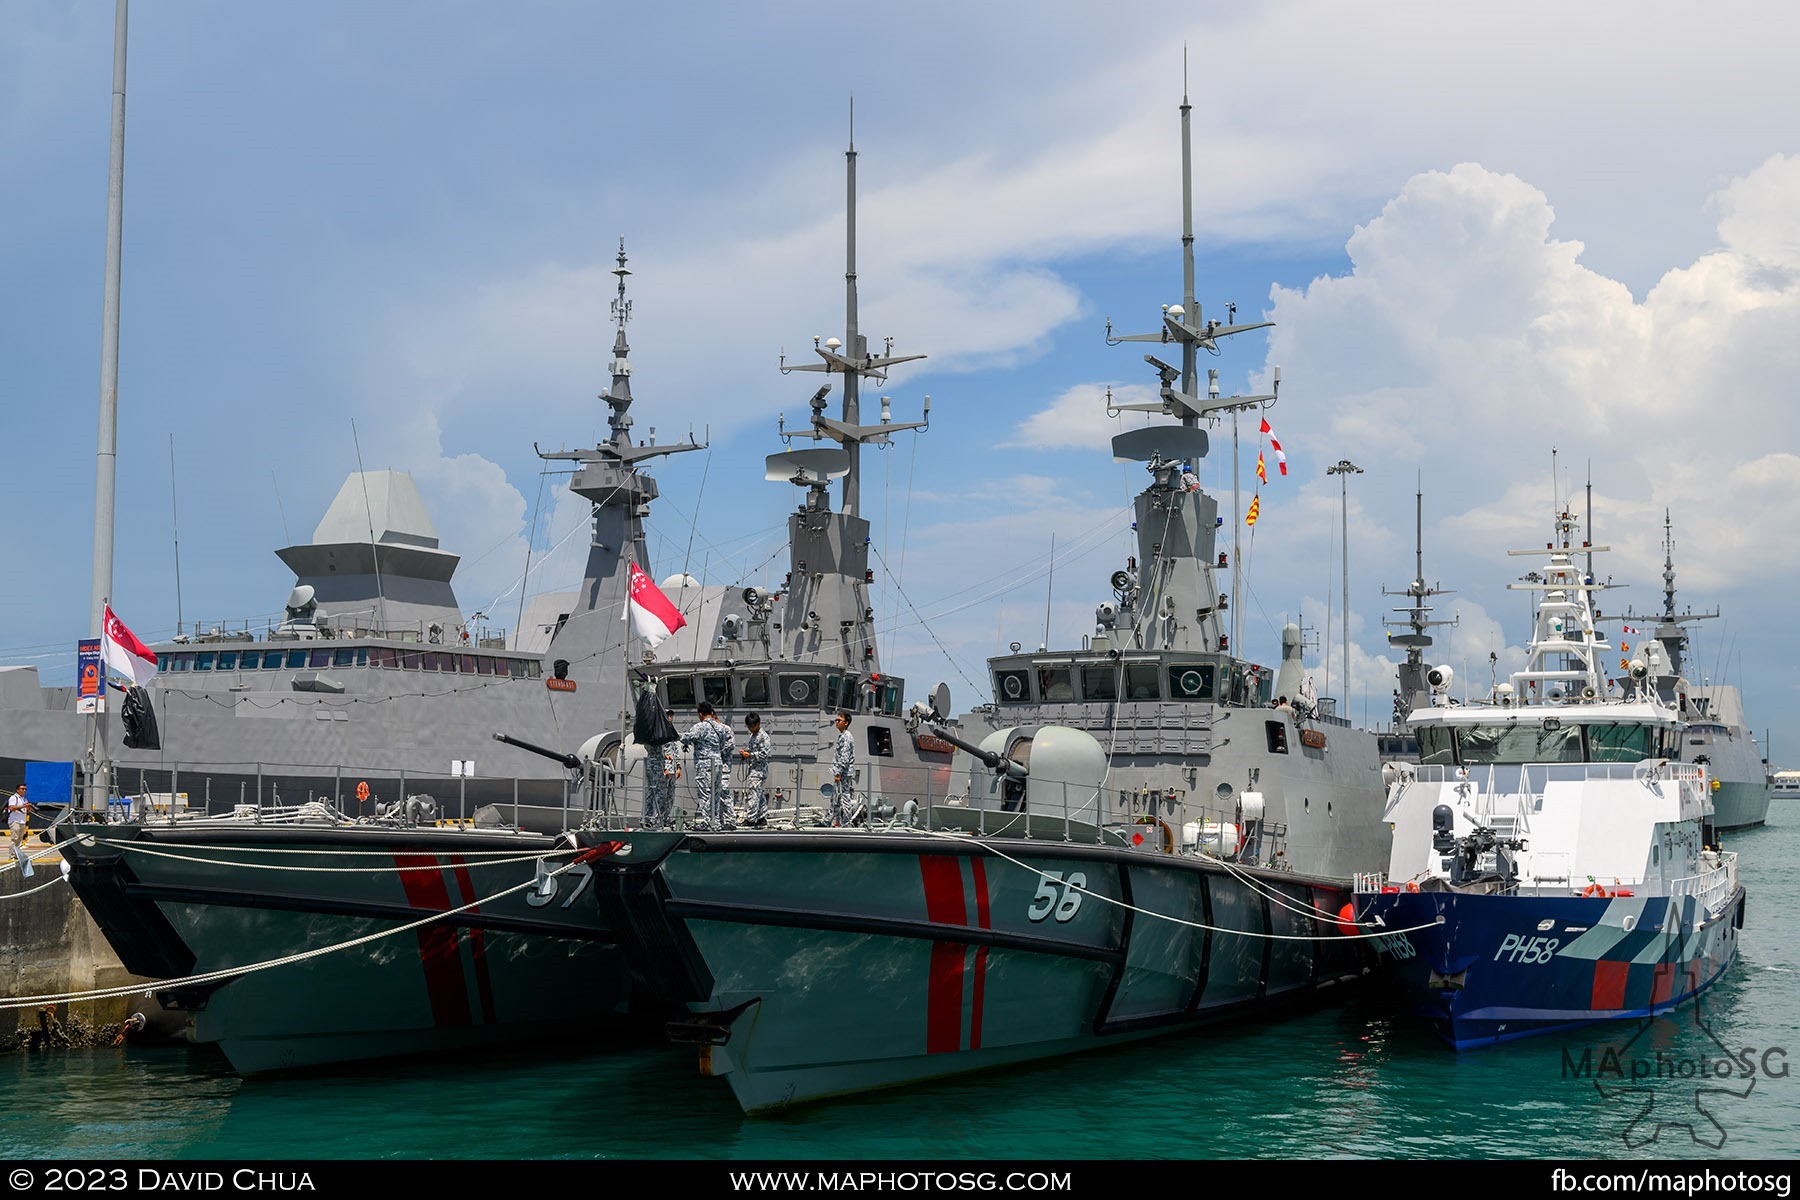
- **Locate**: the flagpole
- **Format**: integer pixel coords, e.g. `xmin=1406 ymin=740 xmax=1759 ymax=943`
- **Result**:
xmin=1230 ymin=410 xmax=1241 ymax=656
xmin=87 ymin=0 xmax=129 ymax=815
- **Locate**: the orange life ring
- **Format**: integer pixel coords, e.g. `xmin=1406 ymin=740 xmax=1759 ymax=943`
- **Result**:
xmin=1582 ymin=883 xmax=1608 ymax=899
xmin=1404 ymin=880 xmax=1420 ymax=893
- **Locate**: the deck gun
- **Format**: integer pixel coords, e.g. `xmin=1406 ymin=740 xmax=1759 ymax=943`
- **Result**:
xmin=492 ymin=732 xmax=582 ymax=770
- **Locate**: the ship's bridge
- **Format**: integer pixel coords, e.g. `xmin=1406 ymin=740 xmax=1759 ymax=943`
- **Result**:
xmin=656 ymin=662 xmax=904 ymax=718
xmin=988 ymin=649 xmax=1273 ymax=709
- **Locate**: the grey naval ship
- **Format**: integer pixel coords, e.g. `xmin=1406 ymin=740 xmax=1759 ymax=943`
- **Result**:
xmin=5 ymin=242 xmax=699 ymax=832
xmin=42 ymin=249 xmax=705 ymax=1075
xmin=1616 ymin=513 xmax=1771 ymax=830
xmin=575 ymin=95 xmax=1383 ymax=1115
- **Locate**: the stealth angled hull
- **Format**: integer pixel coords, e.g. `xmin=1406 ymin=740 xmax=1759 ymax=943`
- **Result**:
xmin=53 ymin=818 xmax=631 ymax=1073
xmin=585 ymin=821 xmax=1370 ymax=1113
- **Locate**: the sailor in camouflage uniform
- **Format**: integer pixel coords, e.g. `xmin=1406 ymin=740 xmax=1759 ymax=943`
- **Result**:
xmin=738 ymin=712 xmax=771 ymax=827
xmin=680 ymin=700 xmax=737 ymax=829
xmin=829 ymin=709 xmax=859 ymax=826
xmin=643 ymin=737 xmax=682 ymax=829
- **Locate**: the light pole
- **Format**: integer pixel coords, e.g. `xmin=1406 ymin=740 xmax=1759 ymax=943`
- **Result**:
xmin=1327 ymin=460 xmax=1363 ymax=718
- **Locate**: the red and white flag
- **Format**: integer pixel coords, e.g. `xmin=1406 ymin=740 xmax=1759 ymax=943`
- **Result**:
xmin=1259 ymin=417 xmax=1287 ymax=475
xmin=102 ymin=604 xmax=158 ymax=686
xmin=627 ymin=563 xmax=687 ymax=648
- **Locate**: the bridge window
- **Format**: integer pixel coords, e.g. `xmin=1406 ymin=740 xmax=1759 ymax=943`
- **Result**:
xmin=1037 ymin=666 xmax=1074 ymax=701
xmin=664 ymin=675 xmax=697 ymax=708
xmin=1124 ymin=664 xmax=1160 ymax=700
xmin=1080 ymin=665 xmax=1118 ymax=701
xmin=1589 ymin=723 xmax=1656 ymax=763
xmin=777 ymin=673 xmax=820 ymax=708
xmin=702 ymin=674 xmax=732 ymax=707
xmin=1167 ymin=663 xmax=1214 ymax=701
xmin=739 ymin=673 xmax=770 ymax=706
xmin=995 ymin=669 xmax=1031 ymax=704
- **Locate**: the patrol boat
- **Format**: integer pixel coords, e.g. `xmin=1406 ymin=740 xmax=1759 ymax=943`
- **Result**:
xmin=1352 ymin=508 xmax=1746 ymax=1048
xmin=2 ymin=241 xmax=699 ymax=833
xmin=574 ymin=98 xmax=1376 ymax=1116
xmin=45 ymin=250 xmax=691 ymax=1074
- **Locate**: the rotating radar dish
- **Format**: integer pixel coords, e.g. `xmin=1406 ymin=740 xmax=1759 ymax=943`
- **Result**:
xmin=1111 ymin=425 xmax=1209 ymax=465
xmin=766 ymin=447 xmax=852 ymax=485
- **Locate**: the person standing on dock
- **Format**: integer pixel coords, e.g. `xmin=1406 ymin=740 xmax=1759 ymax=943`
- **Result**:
xmin=830 ymin=709 xmax=860 ymax=826
xmin=682 ymin=701 xmax=737 ymax=829
xmin=739 ymin=712 xmax=771 ymax=827
xmin=8 ymin=784 xmax=32 ymax=844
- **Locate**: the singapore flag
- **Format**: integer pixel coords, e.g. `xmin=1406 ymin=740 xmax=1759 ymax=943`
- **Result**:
xmin=102 ymin=604 xmax=159 ymax=686
xmin=627 ymin=563 xmax=687 ymax=648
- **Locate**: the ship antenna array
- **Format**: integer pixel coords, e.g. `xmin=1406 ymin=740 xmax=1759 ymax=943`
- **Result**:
xmin=1382 ymin=484 xmax=1456 ymax=720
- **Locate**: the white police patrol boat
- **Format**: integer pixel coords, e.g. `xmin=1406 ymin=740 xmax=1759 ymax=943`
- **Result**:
xmin=1352 ymin=509 xmax=1745 ymax=1048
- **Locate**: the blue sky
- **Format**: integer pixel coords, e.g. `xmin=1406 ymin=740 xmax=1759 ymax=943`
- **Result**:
xmin=6 ymin=2 xmax=1800 ymax=758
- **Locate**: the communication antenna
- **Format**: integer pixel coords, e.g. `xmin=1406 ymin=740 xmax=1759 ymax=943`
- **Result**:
xmin=351 ymin=419 xmax=388 ymax=634
xmin=169 ymin=434 xmax=183 ymax=636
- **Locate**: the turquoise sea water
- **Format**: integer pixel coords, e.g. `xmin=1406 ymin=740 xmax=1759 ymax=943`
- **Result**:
xmin=3 ymin=815 xmax=1793 ymax=1163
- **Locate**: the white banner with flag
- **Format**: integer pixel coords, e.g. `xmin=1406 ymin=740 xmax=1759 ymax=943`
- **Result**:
xmin=627 ymin=563 xmax=687 ymax=648
xmin=102 ymin=604 xmax=159 ymax=687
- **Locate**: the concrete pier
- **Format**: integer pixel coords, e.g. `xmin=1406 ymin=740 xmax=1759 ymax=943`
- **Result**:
xmin=1 ymin=837 xmax=165 ymax=1051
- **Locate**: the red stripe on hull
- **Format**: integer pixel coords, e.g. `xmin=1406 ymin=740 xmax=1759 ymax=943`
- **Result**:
xmin=1651 ymin=961 xmax=1677 ymax=1006
xmin=396 ymin=853 xmax=472 ymax=1028
xmin=970 ymin=858 xmax=991 ymax=1051
xmin=1591 ymin=958 xmax=1630 ymax=1010
xmin=450 ymin=859 xmax=497 ymax=1025
xmin=920 ymin=855 xmax=968 ymax=1055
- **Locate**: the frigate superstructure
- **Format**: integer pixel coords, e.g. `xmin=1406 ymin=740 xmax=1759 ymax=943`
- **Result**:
xmin=1 ymin=243 xmax=698 ymax=828
xmin=1615 ymin=512 xmax=1771 ymax=830
xmin=959 ymin=90 xmax=1390 ymax=881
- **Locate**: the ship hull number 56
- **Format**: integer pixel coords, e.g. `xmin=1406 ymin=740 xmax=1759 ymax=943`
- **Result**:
xmin=1028 ymin=871 xmax=1086 ymax=923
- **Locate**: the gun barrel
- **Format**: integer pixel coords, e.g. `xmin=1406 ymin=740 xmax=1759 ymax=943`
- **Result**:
xmin=922 ymin=722 xmax=1027 ymax=780
xmin=492 ymin=732 xmax=580 ymax=770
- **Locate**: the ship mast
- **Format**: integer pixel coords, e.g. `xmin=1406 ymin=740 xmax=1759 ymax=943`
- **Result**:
xmin=1104 ymin=78 xmax=1280 ymax=654
xmin=767 ymin=115 xmax=931 ymax=686
xmin=85 ymin=0 xmax=130 ymax=814
xmin=1382 ymin=483 xmax=1455 ymax=722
